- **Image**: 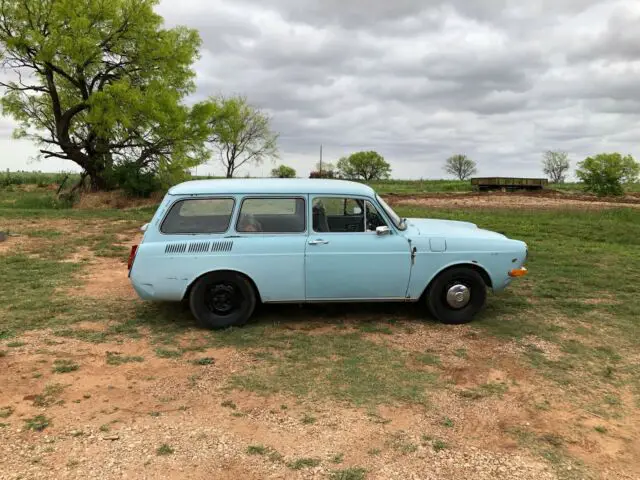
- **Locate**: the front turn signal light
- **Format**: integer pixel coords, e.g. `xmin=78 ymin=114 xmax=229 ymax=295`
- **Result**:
xmin=509 ymin=267 xmax=528 ymax=277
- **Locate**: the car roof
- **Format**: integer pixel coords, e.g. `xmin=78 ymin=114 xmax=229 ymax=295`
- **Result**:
xmin=167 ymin=178 xmax=376 ymax=197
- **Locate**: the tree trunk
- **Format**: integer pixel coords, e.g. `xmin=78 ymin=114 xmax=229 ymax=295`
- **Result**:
xmin=226 ymin=164 xmax=234 ymax=178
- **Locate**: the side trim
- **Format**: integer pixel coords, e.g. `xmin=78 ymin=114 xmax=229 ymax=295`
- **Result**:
xmin=265 ymin=297 xmax=416 ymax=304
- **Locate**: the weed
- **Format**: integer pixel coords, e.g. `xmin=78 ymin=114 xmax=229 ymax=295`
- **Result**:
xmin=221 ymin=400 xmax=236 ymax=410
xmin=149 ymin=411 xmax=160 ymax=418
xmin=7 ymin=341 xmax=25 ymax=348
xmin=367 ymin=448 xmax=381 ymax=456
xmin=192 ymin=357 xmax=215 ymax=365
xmin=329 ymin=468 xmax=367 ymax=480
xmin=66 ymin=459 xmax=79 ymax=468
xmin=442 ymin=417 xmax=454 ymax=428
xmin=25 ymin=415 xmax=50 ymax=431
xmin=52 ymin=359 xmax=79 ymax=373
xmin=156 ymin=444 xmax=174 ymax=456
xmin=280 ymin=404 xmax=288 ymax=410
xmin=154 ymin=347 xmax=183 ymax=358
xmin=0 ymin=422 xmax=8 ymax=428
xmin=330 ymin=452 xmax=344 ymax=464
xmin=0 ymin=350 xmax=6 ymax=357
xmin=32 ymin=372 xmax=42 ymax=378
xmin=432 ymin=439 xmax=448 ymax=451
xmin=99 ymin=424 xmax=110 ymax=432
xmin=106 ymin=352 xmax=144 ymax=365
xmin=0 ymin=406 xmax=13 ymax=418
xmin=301 ymin=413 xmax=317 ymax=425
xmin=33 ymin=383 xmax=65 ymax=407
xmin=287 ymin=457 xmax=320 ymax=470
xmin=231 ymin=412 xmax=245 ymax=417
xmin=594 ymin=426 xmax=607 ymax=434
xmin=247 ymin=444 xmax=268 ymax=455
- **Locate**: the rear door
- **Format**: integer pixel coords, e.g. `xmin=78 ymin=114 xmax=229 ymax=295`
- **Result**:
xmin=305 ymin=196 xmax=412 ymax=300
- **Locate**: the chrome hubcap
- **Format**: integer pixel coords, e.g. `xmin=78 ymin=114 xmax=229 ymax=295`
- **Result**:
xmin=446 ymin=284 xmax=471 ymax=309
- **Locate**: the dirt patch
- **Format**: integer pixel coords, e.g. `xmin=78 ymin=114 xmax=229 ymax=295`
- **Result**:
xmin=74 ymin=190 xmax=163 ymax=210
xmin=65 ymin=256 xmax=138 ymax=300
xmin=385 ymin=190 xmax=640 ymax=210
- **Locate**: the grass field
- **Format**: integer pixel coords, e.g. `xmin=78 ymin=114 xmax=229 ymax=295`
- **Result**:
xmin=1 ymin=185 xmax=640 ymax=479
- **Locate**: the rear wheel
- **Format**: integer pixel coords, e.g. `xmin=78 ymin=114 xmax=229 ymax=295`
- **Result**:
xmin=189 ymin=272 xmax=256 ymax=330
xmin=427 ymin=267 xmax=487 ymax=325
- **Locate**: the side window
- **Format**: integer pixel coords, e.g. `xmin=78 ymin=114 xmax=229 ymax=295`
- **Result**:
xmin=237 ymin=197 xmax=305 ymax=233
xmin=161 ymin=198 xmax=235 ymax=234
xmin=313 ymin=197 xmax=365 ymax=233
xmin=365 ymin=200 xmax=388 ymax=231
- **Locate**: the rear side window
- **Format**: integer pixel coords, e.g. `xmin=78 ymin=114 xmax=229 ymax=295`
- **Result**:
xmin=161 ymin=198 xmax=235 ymax=234
xmin=237 ymin=197 xmax=305 ymax=233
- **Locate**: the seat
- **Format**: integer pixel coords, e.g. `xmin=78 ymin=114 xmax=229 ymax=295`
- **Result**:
xmin=312 ymin=202 xmax=330 ymax=232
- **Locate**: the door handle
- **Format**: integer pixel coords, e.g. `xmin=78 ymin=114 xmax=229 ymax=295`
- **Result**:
xmin=308 ymin=239 xmax=330 ymax=245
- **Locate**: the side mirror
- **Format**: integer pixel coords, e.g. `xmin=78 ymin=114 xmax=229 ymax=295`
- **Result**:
xmin=376 ymin=226 xmax=390 ymax=236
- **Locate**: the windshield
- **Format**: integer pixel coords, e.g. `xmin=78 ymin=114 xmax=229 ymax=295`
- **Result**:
xmin=376 ymin=194 xmax=405 ymax=230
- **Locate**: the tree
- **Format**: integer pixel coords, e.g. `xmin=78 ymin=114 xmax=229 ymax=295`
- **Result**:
xmin=0 ymin=0 xmax=211 ymax=190
xmin=271 ymin=165 xmax=296 ymax=178
xmin=576 ymin=153 xmax=639 ymax=196
xmin=542 ymin=151 xmax=570 ymax=183
xmin=336 ymin=151 xmax=391 ymax=181
xmin=444 ymin=154 xmax=477 ymax=180
xmin=206 ymin=95 xmax=278 ymax=178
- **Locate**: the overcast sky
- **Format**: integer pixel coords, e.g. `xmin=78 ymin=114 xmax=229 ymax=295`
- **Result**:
xmin=2 ymin=0 xmax=639 ymax=179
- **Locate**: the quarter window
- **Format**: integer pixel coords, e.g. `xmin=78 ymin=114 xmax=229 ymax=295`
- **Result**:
xmin=237 ymin=197 xmax=305 ymax=233
xmin=161 ymin=198 xmax=235 ymax=234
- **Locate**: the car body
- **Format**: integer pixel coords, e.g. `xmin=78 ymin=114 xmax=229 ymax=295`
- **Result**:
xmin=128 ymin=179 xmax=528 ymax=328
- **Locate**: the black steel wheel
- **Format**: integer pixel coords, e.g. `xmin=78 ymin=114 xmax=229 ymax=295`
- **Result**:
xmin=189 ymin=271 xmax=256 ymax=329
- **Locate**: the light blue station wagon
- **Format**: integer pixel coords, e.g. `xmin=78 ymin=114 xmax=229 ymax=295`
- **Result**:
xmin=128 ymin=179 xmax=528 ymax=329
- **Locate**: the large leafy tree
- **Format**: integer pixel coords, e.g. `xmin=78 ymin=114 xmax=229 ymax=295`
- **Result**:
xmin=542 ymin=150 xmax=570 ymax=183
xmin=0 ymin=0 xmax=211 ymax=190
xmin=444 ymin=154 xmax=477 ymax=180
xmin=206 ymin=95 xmax=279 ymax=178
xmin=576 ymin=153 xmax=639 ymax=196
xmin=336 ymin=151 xmax=391 ymax=181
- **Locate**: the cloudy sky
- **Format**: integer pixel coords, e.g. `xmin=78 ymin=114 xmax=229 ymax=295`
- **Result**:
xmin=2 ymin=0 xmax=639 ymax=179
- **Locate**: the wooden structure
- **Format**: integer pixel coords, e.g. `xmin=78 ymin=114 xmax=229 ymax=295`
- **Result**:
xmin=471 ymin=177 xmax=548 ymax=192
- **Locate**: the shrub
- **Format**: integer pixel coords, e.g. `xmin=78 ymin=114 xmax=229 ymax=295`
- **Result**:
xmin=576 ymin=153 xmax=639 ymax=196
xmin=271 ymin=165 xmax=296 ymax=178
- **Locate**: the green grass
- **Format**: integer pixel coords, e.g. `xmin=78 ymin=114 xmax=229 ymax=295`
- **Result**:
xmin=247 ymin=444 xmax=268 ymax=455
xmin=52 ymin=359 xmax=79 ymax=373
xmin=286 ymin=457 xmax=321 ymax=470
xmin=156 ymin=444 xmax=174 ymax=456
xmin=192 ymin=357 xmax=215 ymax=365
xmin=106 ymin=352 xmax=144 ymax=365
xmin=329 ymin=468 xmax=367 ymax=480
xmin=24 ymin=415 xmax=50 ymax=431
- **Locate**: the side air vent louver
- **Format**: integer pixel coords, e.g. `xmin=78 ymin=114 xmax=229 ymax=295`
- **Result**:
xmin=165 ymin=243 xmax=187 ymax=254
xmin=211 ymin=240 xmax=233 ymax=252
xmin=188 ymin=241 xmax=211 ymax=253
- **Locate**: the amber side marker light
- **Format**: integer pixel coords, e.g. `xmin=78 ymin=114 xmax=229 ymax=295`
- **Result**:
xmin=509 ymin=267 xmax=528 ymax=277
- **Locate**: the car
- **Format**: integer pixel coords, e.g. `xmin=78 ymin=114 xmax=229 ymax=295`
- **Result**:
xmin=128 ymin=178 xmax=528 ymax=329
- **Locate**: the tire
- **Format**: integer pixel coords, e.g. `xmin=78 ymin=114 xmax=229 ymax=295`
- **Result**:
xmin=189 ymin=271 xmax=257 ymax=330
xmin=426 ymin=267 xmax=487 ymax=325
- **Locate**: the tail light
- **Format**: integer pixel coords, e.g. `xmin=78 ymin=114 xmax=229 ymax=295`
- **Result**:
xmin=128 ymin=245 xmax=138 ymax=271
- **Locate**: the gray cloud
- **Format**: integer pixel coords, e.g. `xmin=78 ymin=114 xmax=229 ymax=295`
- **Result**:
xmin=1 ymin=0 xmax=639 ymax=179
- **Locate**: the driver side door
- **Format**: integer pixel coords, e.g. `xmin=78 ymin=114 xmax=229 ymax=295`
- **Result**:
xmin=305 ymin=196 xmax=412 ymax=300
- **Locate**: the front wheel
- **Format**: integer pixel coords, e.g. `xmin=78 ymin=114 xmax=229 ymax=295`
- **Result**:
xmin=426 ymin=267 xmax=487 ymax=325
xmin=189 ymin=272 xmax=257 ymax=330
